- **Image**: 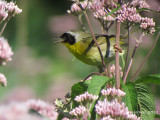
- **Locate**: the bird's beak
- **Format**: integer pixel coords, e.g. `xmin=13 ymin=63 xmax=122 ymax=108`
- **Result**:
xmin=54 ymin=40 xmax=64 ymax=44
xmin=53 ymin=37 xmax=64 ymax=44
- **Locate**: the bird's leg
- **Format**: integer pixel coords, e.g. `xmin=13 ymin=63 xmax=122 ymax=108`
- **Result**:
xmin=113 ymin=44 xmax=123 ymax=53
xmin=107 ymin=64 xmax=111 ymax=78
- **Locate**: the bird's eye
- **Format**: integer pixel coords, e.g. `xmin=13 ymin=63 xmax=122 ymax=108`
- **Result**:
xmin=60 ymin=33 xmax=76 ymax=45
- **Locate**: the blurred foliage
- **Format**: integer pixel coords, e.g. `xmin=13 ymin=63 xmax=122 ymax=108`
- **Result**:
xmin=0 ymin=0 xmax=94 ymax=100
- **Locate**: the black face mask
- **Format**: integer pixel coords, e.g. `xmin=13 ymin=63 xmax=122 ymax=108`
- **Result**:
xmin=60 ymin=33 xmax=76 ymax=45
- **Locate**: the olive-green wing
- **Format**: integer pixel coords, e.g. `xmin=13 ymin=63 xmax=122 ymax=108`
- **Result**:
xmin=83 ymin=35 xmax=111 ymax=56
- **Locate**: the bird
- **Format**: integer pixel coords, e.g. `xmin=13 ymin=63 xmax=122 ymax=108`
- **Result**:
xmin=54 ymin=31 xmax=127 ymax=73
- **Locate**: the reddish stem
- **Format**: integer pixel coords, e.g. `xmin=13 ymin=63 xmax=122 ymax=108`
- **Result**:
xmin=131 ymin=32 xmax=160 ymax=81
xmin=83 ymin=11 xmax=108 ymax=76
xmin=115 ymin=22 xmax=121 ymax=89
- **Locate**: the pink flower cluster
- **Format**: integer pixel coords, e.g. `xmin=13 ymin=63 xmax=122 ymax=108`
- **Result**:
xmin=90 ymin=0 xmax=104 ymax=11
xmin=95 ymin=99 xmax=141 ymax=120
xmin=90 ymin=0 xmax=118 ymax=11
xmin=0 ymin=99 xmax=59 ymax=120
xmin=28 ymin=99 xmax=58 ymax=120
xmin=101 ymin=115 xmax=114 ymax=120
xmin=67 ymin=1 xmax=88 ymax=14
xmin=6 ymin=2 xmax=22 ymax=16
xmin=109 ymin=64 xmax=123 ymax=77
xmin=68 ymin=0 xmax=116 ymax=21
xmin=140 ymin=17 xmax=155 ymax=34
xmin=0 ymin=37 xmax=13 ymax=65
xmin=117 ymin=2 xmax=155 ymax=34
xmin=117 ymin=5 xmax=141 ymax=23
xmin=68 ymin=0 xmax=155 ymax=34
xmin=0 ymin=1 xmax=8 ymax=21
xmin=130 ymin=0 xmax=150 ymax=9
xmin=101 ymin=87 xmax=126 ymax=97
xmin=93 ymin=8 xmax=115 ymax=21
xmin=138 ymin=0 xmax=150 ymax=9
xmin=0 ymin=1 xmax=22 ymax=22
xmin=0 ymin=101 xmax=42 ymax=120
xmin=89 ymin=0 xmax=116 ymax=21
xmin=69 ymin=105 xmax=87 ymax=117
xmin=0 ymin=73 xmax=7 ymax=87
xmin=68 ymin=0 xmax=150 ymax=22
xmin=74 ymin=92 xmax=99 ymax=103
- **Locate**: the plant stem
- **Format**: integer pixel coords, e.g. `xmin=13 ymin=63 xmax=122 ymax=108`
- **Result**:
xmin=122 ymin=22 xmax=130 ymax=81
xmin=115 ymin=0 xmax=122 ymax=89
xmin=0 ymin=17 xmax=10 ymax=36
xmin=123 ymin=42 xmax=139 ymax=84
xmin=131 ymin=32 xmax=160 ymax=81
xmin=107 ymin=22 xmax=114 ymax=31
xmin=115 ymin=21 xmax=121 ymax=89
xmin=83 ymin=72 xmax=101 ymax=81
xmin=83 ymin=11 xmax=108 ymax=76
xmin=107 ymin=64 xmax=111 ymax=78
xmin=123 ymin=33 xmax=145 ymax=83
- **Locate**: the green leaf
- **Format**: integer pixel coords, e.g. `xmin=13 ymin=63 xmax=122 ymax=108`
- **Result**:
xmin=155 ymin=114 xmax=160 ymax=119
xmin=105 ymin=8 xmax=119 ymax=16
xmin=105 ymin=2 xmax=121 ymax=16
xmin=137 ymin=8 xmax=160 ymax=13
xmin=71 ymin=75 xmax=109 ymax=105
xmin=57 ymin=114 xmax=65 ymax=120
xmin=87 ymin=75 xmax=110 ymax=120
xmin=135 ymin=74 xmax=160 ymax=84
xmin=87 ymin=75 xmax=110 ymax=95
xmin=135 ymin=83 xmax=155 ymax=120
xmin=71 ymin=80 xmax=90 ymax=100
xmin=71 ymin=79 xmax=91 ymax=108
xmin=122 ymin=82 xmax=138 ymax=112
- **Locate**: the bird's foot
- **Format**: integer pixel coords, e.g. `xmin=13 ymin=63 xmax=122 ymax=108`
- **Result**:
xmin=113 ymin=44 xmax=123 ymax=53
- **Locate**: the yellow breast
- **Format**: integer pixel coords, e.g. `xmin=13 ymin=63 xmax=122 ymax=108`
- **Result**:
xmin=63 ymin=36 xmax=115 ymax=66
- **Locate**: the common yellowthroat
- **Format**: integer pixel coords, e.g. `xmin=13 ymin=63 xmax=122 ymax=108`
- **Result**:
xmin=55 ymin=31 xmax=126 ymax=72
